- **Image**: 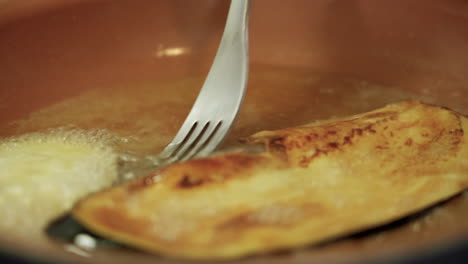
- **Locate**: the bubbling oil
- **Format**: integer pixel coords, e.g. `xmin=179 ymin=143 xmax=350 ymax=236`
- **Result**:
xmin=0 ymin=128 xmax=118 ymax=239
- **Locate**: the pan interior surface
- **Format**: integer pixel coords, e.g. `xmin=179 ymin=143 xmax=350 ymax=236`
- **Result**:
xmin=1 ymin=0 xmax=468 ymax=263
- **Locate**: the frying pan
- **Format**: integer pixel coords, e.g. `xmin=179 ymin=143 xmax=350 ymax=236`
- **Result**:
xmin=1 ymin=0 xmax=468 ymax=263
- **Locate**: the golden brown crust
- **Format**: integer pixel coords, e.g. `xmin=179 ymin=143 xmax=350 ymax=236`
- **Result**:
xmin=73 ymin=101 xmax=468 ymax=259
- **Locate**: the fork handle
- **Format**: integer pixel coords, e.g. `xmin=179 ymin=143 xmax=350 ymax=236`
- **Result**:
xmin=189 ymin=0 xmax=250 ymax=118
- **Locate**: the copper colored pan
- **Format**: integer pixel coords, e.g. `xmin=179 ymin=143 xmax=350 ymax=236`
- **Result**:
xmin=1 ymin=0 xmax=468 ymax=263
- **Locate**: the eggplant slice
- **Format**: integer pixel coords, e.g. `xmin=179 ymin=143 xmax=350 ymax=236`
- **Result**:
xmin=73 ymin=101 xmax=468 ymax=259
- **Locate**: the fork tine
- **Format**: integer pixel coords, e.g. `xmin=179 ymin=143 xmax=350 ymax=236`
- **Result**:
xmin=170 ymin=122 xmax=210 ymax=161
xmin=195 ymin=121 xmax=231 ymax=158
xmin=158 ymin=122 xmax=198 ymax=159
xmin=181 ymin=121 xmax=223 ymax=161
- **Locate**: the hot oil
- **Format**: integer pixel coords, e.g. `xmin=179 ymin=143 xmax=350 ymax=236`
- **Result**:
xmin=0 ymin=128 xmax=118 ymax=241
xmin=2 ymin=64 xmax=426 ymax=180
xmin=3 ymin=65 xmax=426 ymax=153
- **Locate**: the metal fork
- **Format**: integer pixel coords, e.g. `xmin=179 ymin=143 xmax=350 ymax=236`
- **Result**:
xmin=157 ymin=0 xmax=250 ymax=165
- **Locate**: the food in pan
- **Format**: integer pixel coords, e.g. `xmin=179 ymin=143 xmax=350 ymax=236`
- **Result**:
xmin=72 ymin=100 xmax=468 ymax=259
